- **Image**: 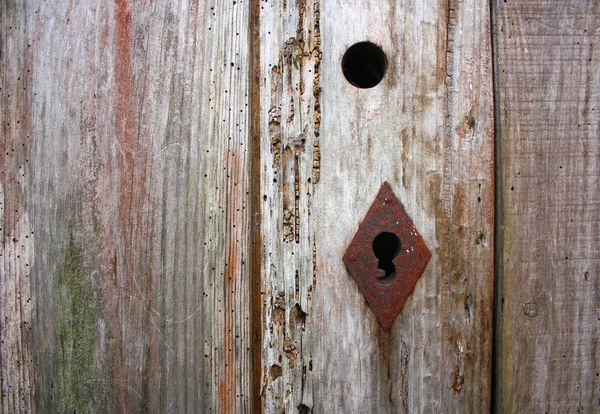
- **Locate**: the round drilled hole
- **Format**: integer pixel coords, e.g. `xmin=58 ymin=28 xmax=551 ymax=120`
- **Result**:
xmin=342 ymin=42 xmax=388 ymax=89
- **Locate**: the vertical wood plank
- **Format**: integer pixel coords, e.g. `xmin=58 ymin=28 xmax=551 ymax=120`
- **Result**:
xmin=0 ymin=2 xmax=34 ymax=412
xmin=1 ymin=1 xmax=252 ymax=412
xmin=256 ymin=0 xmax=321 ymax=411
xmin=497 ymin=1 xmax=600 ymax=412
xmin=258 ymin=0 xmax=494 ymax=411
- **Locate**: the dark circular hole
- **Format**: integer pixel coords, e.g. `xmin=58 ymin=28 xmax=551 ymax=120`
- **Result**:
xmin=372 ymin=232 xmax=401 ymax=285
xmin=342 ymin=42 xmax=388 ymax=89
xmin=372 ymin=232 xmax=401 ymax=263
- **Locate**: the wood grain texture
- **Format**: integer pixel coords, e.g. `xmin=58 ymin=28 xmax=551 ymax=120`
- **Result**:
xmin=256 ymin=0 xmax=321 ymax=411
xmin=497 ymin=1 xmax=600 ymax=412
xmin=0 ymin=2 xmax=34 ymax=412
xmin=257 ymin=0 xmax=494 ymax=412
xmin=2 ymin=1 xmax=499 ymax=412
xmin=1 ymin=1 xmax=252 ymax=412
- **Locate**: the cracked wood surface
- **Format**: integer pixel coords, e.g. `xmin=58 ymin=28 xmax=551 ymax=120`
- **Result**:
xmin=497 ymin=1 xmax=600 ymax=412
xmin=257 ymin=0 xmax=494 ymax=412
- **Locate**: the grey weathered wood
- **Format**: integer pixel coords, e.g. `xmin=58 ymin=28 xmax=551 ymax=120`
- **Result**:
xmin=255 ymin=1 xmax=321 ymax=411
xmin=497 ymin=1 xmax=600 ymax=412
xmin=257 ymin=0 xmax=495 ymax=412
xmin=1 ymin=1 xmax=252 ymax=412
xmin=1 ymin=3 xmax=35 ymax=412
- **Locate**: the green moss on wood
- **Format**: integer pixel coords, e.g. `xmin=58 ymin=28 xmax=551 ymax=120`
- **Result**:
xmin=54 ymin=235 xmax=97 ymax=412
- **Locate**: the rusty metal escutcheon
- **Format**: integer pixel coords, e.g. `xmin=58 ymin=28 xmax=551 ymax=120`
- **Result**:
xmin=343 ymin=182 xmax=431 ymax=330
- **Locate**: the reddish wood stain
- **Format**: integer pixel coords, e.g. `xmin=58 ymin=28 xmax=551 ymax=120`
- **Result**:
xmin=114 ymin=0 xmax=135 ymax=235
xmin=112 ymin=0 xmax=137 ymax=409
xmin=101 ymin=12 xmax=110 ymax=50
xmin=220 ymin=149 xmax=241 ymax=412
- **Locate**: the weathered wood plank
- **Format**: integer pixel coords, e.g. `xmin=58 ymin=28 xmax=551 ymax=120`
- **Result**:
xmin=257 ymin=0 xmax=494 ymax=412
xmin=497 ymin=1 xmax=600 ymax=412
xmin=256 ymin=0 xmax=321 ymax=411
xmin=1 ymin=1 xmax=252 ymax=412
xmin=0 ymin=2 xmax=35 ymax=413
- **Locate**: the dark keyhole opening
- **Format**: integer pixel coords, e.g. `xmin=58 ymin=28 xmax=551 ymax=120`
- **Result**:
xmin=341 ymin=42 xmax=388 ymax=89
xmin=372 ymin=232 xmax=401 ymax=285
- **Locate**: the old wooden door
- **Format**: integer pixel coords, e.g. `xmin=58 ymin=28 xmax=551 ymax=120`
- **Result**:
xmin=1 ymin=1 xmax=598 ymax=413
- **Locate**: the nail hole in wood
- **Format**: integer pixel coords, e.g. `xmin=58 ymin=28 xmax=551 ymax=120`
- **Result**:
xmin=342 ymin=42 xmax=388 ymax=89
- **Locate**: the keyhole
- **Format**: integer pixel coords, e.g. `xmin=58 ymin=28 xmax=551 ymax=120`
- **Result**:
xmin=372 ymin=232 xmax=401 ymax=285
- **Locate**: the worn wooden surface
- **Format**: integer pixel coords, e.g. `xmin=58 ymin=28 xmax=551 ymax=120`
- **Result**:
xmin=497 ymin=1 xmax=600 ymax=412
xmin=257 ymin=0 xmax=494 ymax=412
xmin=255 ymin=0 xmax=320 ymax=411
xmin=1 ymin=1 xmax=252 ymax=412
xmin=12 ymin=0 xmax=600 ymax=413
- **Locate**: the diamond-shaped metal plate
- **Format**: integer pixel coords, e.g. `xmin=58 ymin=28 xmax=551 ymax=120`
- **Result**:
xmin=343 ymin=182 xmax=431 ymax=330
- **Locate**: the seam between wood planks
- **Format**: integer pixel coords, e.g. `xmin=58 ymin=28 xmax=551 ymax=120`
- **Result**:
xmin=249 ymin=0 xmax=263 ymax=412
xmin=490 ymin=0 xmax=504 ymax=413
